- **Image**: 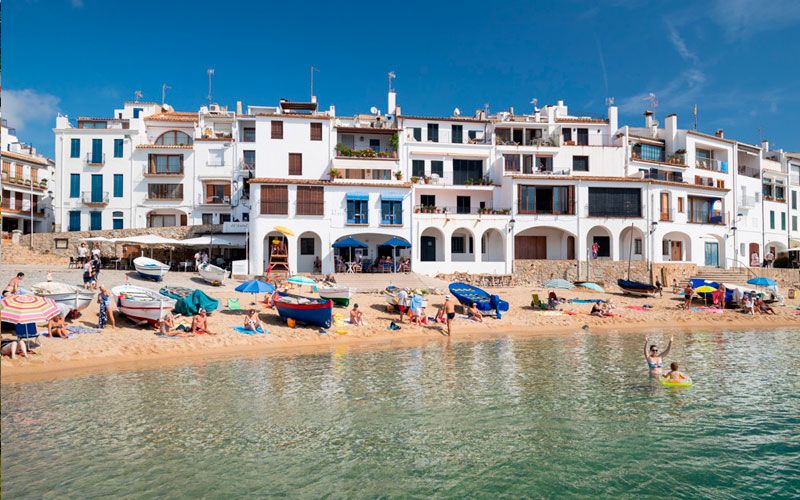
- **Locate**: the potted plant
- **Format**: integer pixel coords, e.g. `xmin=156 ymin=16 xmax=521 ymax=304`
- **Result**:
xmin=329 ymin=168 xmax=341 ymax=179
xmin=394 ymin=171 xmax=403 ymax=180
xmin=335 ymin=143 xmax=352 ymax=157
xmin=390 ymin=132 xmax=399 ymax=152
xmin=411 ymin=176 xmax=420 ymax=184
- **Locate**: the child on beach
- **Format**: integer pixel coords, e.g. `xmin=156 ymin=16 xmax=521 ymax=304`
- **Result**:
xmin=663 ymin=362 xmax=689 ymax=382
xmin=467 ymin=303 xmax=483 ymax=322
xmin=350 ymin=304 xmax=364 ymax=326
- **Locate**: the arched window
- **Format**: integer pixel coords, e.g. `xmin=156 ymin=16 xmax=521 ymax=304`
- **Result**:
xmin=155 ymin=130 xmax=193 ymax=146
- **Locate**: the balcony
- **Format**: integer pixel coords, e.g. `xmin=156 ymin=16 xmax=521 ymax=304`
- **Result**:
xmin=688 ymin=215 xmax=725 ymax=225
xmin=85 ymin=153 xmax=105 ymax=166
xmin=643 ymin=171 xmax=685 ymax=183
xmin=1 ymin=200 xmax=45 ymax=217
xmin=411 ymin=174 xmax=496 ymax=189
xmin=695 ymin=157 xmax=728 ymax=173
xmin=414 ymin=205 xmax=510 ymax=215
xmin=740 ymin=194 xmax=757 ymax=208
xmin=1 ymin=174 xmax=46 ymax=191
xmin=197 ymin=194 xmax=231 ymax=205
xmin=631 ymin=152 xmax=687 ymax=167
xmin=143 ymin=168 xmax=184 ymax=177
xmin=738 ymin=165 xmax=760 ymax=178
xmin=81 ymin=191 xmax=110 ymax=206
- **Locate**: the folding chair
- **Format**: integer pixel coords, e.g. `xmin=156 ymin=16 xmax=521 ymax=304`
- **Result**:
xmin=15 ymin=323 xmax=43 ymax=351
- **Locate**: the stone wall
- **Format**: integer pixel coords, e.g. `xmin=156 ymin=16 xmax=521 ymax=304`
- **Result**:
xmin=434 ymin=272 xmax=514 ymax=287
xmin=745 ymin=267 xmax=800 ymax=288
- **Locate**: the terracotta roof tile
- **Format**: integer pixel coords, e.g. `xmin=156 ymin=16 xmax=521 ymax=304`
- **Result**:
xmin=555 ymin=117 xmax=609 ymax=124
xmin=145 ymin=112 xmax=198 ymax=122
xmin=249 ymin=177 xmax=411 ymax=188
xmin=135 ymin=144 xmax=194 ymax=150
xmin=400 ymin=115 xmax=489 ymax=123
xmin=1 ymin=150 xmax=51 ymax=166
xmin=687 ymin=130 xmax=735 ymax=145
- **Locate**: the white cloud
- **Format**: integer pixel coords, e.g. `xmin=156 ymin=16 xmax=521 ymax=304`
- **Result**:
xmin=666 ymin=23 xmax=698 ymax=64
xmin=71 ymin=0 xmax=84 ymax=8
xmin=712 ymin=0 xmax=800 ymax=40
xmin=2 ymin=89 xmax=61 ymax=132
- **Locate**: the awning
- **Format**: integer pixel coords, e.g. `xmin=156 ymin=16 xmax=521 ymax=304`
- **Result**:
xmin=346 ymin=193 xmax=369 ymax=201
xmin=113 ymin=234 xmax=182 ymax=246
xmin=380 ymin=194 xmax=404 ymax=202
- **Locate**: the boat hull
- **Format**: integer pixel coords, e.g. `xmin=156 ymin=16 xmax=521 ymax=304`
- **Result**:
xmin=198 ymin=264 xmax=228 ymax=286
xmin=318 ymin=286 xmax=354 ymax=307
xmin=448 ymin=282 xmax=510 ymax=315
xmin=112 ymin=285 xmax=176 ymax=325
xmin=273 ymin=292 xmax=332 ymax=328
xmin=31 ymin=282 xmax=95 ymax=312
xmin=617 ymin=279 xmax=658 ymax=297
xmin=133 ymin=257 xmax=170 ymax=281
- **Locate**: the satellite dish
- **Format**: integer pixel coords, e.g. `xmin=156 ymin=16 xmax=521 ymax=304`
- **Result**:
xmin=370 ymin=106 xmax=378 ymax=114
xmin=453 ymin=107 xmax=461 ymax=116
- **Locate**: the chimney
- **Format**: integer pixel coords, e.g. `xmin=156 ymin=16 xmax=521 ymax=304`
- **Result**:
xmin=644 ymin=111 xmax=654 ymax=128
xmin=607 ymin=106 xmax=618 ymax=133
xmin=534 ymin=109 xmax=541 ymax=123
xmin=715 ymin=129 xmax=724 ymax=138
xmin=311 ymin=95 xmax=317 ymax=103
xmin=665 ymin=114 xmax=677 ymax=153
xmin=236 ymin=100 xmax=243 ymax=114
xmin=509 ymin=106 xmax=514 ymax=115
xmin=387 ymin=90 xmax=397 ymax=115
xmin=546 ymin=105 xmax=556 ymax=123
xmin=557 ymin=99 xmax=564 ymax=107
xmin=761 ymin=139 xmax=769 ymax=153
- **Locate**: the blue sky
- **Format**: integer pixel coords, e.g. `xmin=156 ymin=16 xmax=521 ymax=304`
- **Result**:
xmin=4 ymin=0 xmax=800 ymax=157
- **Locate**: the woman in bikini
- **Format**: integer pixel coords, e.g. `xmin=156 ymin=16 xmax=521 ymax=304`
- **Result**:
xmin=644 ymin=335 xmax=673 ymax=375
xmin=48 ymin=314 xmax=68 ymax=338
xmin=191 ymin=308 xmax=214 ymax=335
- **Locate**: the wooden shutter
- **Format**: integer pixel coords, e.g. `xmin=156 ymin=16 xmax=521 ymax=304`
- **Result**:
xmin=271 ymin=121 xmax=284 ymax=139
xmin=288 ymin=153 xmax=302 ymax=175
xmin=31 ymin=168 xmax=38 ymax=183
xmin=567 ymin=186 xmax=575 ymax=214
xmin=206 ymin=184 xmax=214 ymax=198
xmin=180 ymin=213 xmax=187 ymax=226
xmin=260 ymin=185 xmax=288 ymax=214
xmin=296 ymin=186 xmax=324 ymax=215
xmin=223 ymin=184 xmax=231 ymax=197
xmin=310 ymin=122 xmax=322 ymax=141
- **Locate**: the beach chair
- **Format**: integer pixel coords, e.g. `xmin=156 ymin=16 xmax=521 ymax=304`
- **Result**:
xmin=531 ymin=293 xmax=547 ymax=310
xmin=15 ymin=323 xmax=42 ymax=351
xmin=227 ymin=298 xmax=244 ymax=311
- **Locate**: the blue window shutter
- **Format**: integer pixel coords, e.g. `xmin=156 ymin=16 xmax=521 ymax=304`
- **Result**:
xmin=70 ymin=139 xmax=80 ymax=158
xmin=90 ymin=212 xmax=102 ymax=230
xmin=113 ymin=174 xmax=123 ymax=197
xmin=68 ymin=211 xmax=81 ymax=231
xmin=92 ymin=139 xmax=103 ymax=163
xmin=114 ymin=139 xmax=124 ymax=158
xmin=113 ymin=217 xmax=123 ymax=229
xmin=346 ymin=200 xmax=355 ymax=223
xmin=70 ymin=174 xmax=80 ymax=198
xmin=133 ymin=108 xmax=142 ymax=118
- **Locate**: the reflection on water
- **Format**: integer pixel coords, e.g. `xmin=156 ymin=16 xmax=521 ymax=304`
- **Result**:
xmin=3 ymin=329 xmax=800 ymax=497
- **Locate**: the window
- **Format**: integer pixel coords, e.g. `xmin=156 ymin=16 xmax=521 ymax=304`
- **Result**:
xmin=70 ymin=174 xmax=80 ymax=198
xmin=452 ymin=125 xmax=463 ymax=144
xmin=420 ymin=194 xmax=435 ymax=207
xmin=149 ymin=214 xmax=178 ymax=228
xmin=456 ymin=196 xmax=471 ymax=214
xmin=793 ymin=216 xmax=798 ymax=232
xmin=202 ymin=214 xmax=214 ymax=225
xmin=412 ymin=128 xmax=422 ymax=141
xmin=412 ymin=160 xmax=425 ymax=178
xmin=792 ymin=191 xmax=797 ymax=210
xmin=781 ymin=212 xmax=786 ymax=230
xmin=81 ymin=121 xmax=107 ymax=129
xmin=688 ymin=197 xmax=723 ymax=224
xmin=678 ymin=197 xmax=685 ymax=213
xmin=634 ymin=238 xmax=643 ymax=255
xmin=155 ymin=130 xmax=193 ymax=146
xmin=588 ymin=188 xmax=641 ymax=217
xmin=240 ymin=151 xmax=255 ymax=171
xmin=453 ymin=159 xmax=483 ymax=185
xmin=243 ymin=127 xmax=256 ymax=142
xmin=310 ymin=122 xmax=322 ymax=141
xmin=296 ymin=186 xmax=324 ymax=216
xmin=427 ymin=123 xmax=439 ymax=142
xmin=346 ymin=199 xmax=369 ymax=224
xmin=635 ymin=144 xmax=665 ymax=162
xmin=536 ymin=156 xmax=553 ymax=172
xmin=300 ymin=238 xmax=315 ymax=255
xmin=205 ymin=184 xmax=230 ymax=204
xmin=260 ymin=185 xmax=288 ymax=214
xmin=451 ymin=236 xmax=465 ymax=254
xmin=113 ymin=174 xmax=123 ymax=197
xmin=288 ymin=153 xmax=302 ymax=175
xmin=769 ymin=210 xmax=775 ymax=229
xmin=68 ymin=211 xmax=81 ymax=231
xmin=114 ymin=139 xmax=124 ymax=158
xmin=148 ymin=154 xmax=183 ymax=174
xmin=504 ymin=154 xmax=521 ymax=172
xmin=563 ymin=128 xmax=572 ymax=143
xmin=381 ymin=200 xmax=402 ymax=225
xmin=133 ymin=108 xmax=143 ymax=118
xmin=576 ymin=128 xmax=589 ymax=146
xmin=518 ymin=186 xmax=575 ymax=214
xmin=70 ymin=139 xmax=80 ymax=158
xmin=572 ymin=155 xmax=589 ymax=172
xmin=220 ymin=214 xmax=231 ymax=223
xmin=89 ymin=211 xmax=102 ymax=230
xmin=431 ymin=160 xmax=444 ymax=178
xmin=271 ymin=121 xmax=284 ymax=139
xmin=112 ymin=211 xmax=123 ymax=230
xmin=148 ymin=184 xmax=183 ymax=200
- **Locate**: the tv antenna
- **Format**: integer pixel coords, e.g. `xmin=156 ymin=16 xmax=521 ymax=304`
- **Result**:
xmin=388 ymin=71 xmax=396 ymax=92
xmin=643 ymin=93 xmax=658 ymax=111
xmin=161 ymin=83 xmax=172 ymax=106
xmin=207 ymin=68 xmax=215 ymax=105
xmin=370 ymin=106 xmax=379 ymax=115
xmin=453 ymin=107 xmax=461 ymax=117
xmin=134 ymin=90 xmax=143 ymax=102
xmin=530 ymin=98 xmax=538 ymax=110
xmin=310 ymin=66 xmax=320 ymax=99
xmin=605 ymin=96 xmax=615 ymax=107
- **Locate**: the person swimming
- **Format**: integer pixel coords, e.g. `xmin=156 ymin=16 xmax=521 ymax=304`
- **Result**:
xmin=663 ymin=362 xmax=688 ymax=382
xmin=644 ymin=335 xmax=673 ymax=374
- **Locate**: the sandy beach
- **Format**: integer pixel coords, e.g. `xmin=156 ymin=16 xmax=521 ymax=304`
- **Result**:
xmin=2 ymin=266 xmax=798 ymax=383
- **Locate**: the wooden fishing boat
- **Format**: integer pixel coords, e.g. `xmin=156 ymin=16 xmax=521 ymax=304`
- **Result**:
xmin=272 ymin=291 xmax=332 ymax=328
xmin=617 ymin=279 xmax=658 ymax=297
xmin=448 ymin=282 xmax=509 ymax=317
xmin=112 ymin=284 xmax=176 ymax=325
xmin=30 ymin=281 xmax=95 ymax=312
xmin=133 ymin=256 xmax=170 ymax=281
xmin=198 ymin=263 xmax=228 ymax=286
xmin=316 ymin=284 xmax=355 ymax=307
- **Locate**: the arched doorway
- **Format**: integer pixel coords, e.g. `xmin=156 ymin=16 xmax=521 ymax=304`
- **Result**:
xmin=263 ymin=232 xmax=289 ymax=273
xmin=515 ymin=226 xmax=575 ymax=259
xmin=296 ymin=231 xmax=321 ymax=273
xmin=619 ymin=226 xmax=645 ymax=262
xmin=420 ymin=227 xmax=444 ymax=262
xmin=702 ymin=234 xmax=725 ymax=267
xmin=450 ymin=227 xmax=476 ymax=262
xmin=662 ymin=231 xmax=691 ymax=262
xmin=586 ymin=225 xmax=613 ymax=259
xmin=481 ymin=228 xmax=505 ymax=262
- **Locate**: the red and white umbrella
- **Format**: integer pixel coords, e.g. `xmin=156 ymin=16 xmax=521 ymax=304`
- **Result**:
xmin=0 ymin=294 xmax=60 ymax=324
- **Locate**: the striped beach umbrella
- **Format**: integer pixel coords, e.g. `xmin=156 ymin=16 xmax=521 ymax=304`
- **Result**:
xmin=0 ymin=294 xmax=60 ymax=324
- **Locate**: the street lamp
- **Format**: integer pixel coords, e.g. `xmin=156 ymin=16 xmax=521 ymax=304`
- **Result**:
xmin=508 ymin=218 xmax=516 ymax=274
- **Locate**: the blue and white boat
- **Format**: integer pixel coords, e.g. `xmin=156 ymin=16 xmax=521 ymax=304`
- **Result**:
xmin=133 ymin=256 xmax=170 ymax=281
xmin=448 ymin=282 xmax=509 ymax=318
xmin=273 ymin=292 xmax=333 ymax=328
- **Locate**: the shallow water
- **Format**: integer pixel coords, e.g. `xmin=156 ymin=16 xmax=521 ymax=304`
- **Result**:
xmin=3 ymin=328 xmax=800 ymax=498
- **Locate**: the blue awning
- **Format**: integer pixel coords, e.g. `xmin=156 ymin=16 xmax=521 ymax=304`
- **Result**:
xmin=346 ymin=193 xmax=369 ymax=201
xmin=381 ymin=194 xmax=404 ymax=202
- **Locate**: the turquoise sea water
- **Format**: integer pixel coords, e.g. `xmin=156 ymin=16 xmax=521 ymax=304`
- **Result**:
xmin=2 ymin=328 xmax=800 ymax=498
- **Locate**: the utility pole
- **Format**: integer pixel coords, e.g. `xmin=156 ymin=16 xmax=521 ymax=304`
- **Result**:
xmin=207 ymin=68 xmax=215 ymax=105
xmin=310 ymin=66 xmax=320 ymax=99
xmin=161 ymin=83 xmax=171 ymax=106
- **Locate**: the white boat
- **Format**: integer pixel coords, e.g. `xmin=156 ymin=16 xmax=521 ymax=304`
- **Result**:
xmin=384 ymin=285 xmax=427 ymax=308
xmin=198 ymin=263 xmax=228 ymax=286
xmin=111 ymin=285 xmax=176 ymax=325
xmin=133 ymin=256 xmax=170 ymax=281
xmin=30 ymin=281 xmax=95 ymax=312
xmin=317 ymin=284 xmax=355 ymax=306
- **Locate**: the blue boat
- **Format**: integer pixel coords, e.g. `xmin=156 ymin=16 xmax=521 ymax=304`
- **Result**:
xmin=272 ymin=292 xmax=332 ymax=328
xmin=617 ymin=279 xmax=658 ymax=297
xmin=448 ymin=282 xmax=509 ymax=318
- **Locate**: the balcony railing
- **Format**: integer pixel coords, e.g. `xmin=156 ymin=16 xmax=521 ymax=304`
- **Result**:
xmin=695 ymin=157 xmax=728 ymax=172
xmin=643 ymin=171 xmax=685 ymax=183
xmin=81 ymin=191 xmax=110 ymax=205
xmin=335 ymin=146 xmax=398 ymax=159
xmin=414 ymin=205 xmax=511 ymax=215
xmin=206 ymin=160 xmax=228 ymax=167
xmin=198 ymin=195 xmax=230 ymax=205
xmin=86 ymin=153 xmax=105 ymax=165
xmin=738 ymin=165 xmax=760 ymax=178
xmin=688 ymin=215 xmax=725 ymax=225
xmin=1 ymin=174 xmax=47 ymax=190
xmin=144 ymin=168 xmax=184 ymax=176
xmin=740 ymin=194 xmax=757 ymax=208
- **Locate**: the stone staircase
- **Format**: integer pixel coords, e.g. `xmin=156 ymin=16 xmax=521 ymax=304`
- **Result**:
xmin=679 ymin=266 xmax=754 ymax=288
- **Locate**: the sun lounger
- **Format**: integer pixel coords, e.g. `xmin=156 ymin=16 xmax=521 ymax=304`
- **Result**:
xmin=531 ymin=293 xmax=548 ymax=310
xmin=227 ymin=298 xmax=244 ymax=311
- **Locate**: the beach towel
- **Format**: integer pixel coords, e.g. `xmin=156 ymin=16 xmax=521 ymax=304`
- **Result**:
xmin=227 ymin=298 xmax=244 ymax=311
xmin=232 ymin=325 xmax=267 ymax=335
xmin=66 ymin=326 xmax=102 ymax=334
xmin=625 ymin=305 xmax=652 ymax=311
xmin=154 ymin=333 xmax=182 ymax=339
xmin=563 ymin=310 xmax=580 ymax=316
xmin=690 ymin=307 xmax=724 ymax=314
xmin=570 ymin=299 xmax=604 ymax=304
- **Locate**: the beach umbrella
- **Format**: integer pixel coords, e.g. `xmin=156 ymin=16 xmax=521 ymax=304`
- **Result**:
xmin=694 ymin=285 xmax=716 ymax=306
xmin=0 ymin=294 xmax=60 ymax=324
xmin=543 ymin=278 xmax=575 ymax=290
xmin=747 ymin=277 xmax=777 ymax=287
xmin=383 ymin=237 xmax=411 ymax=272
xmin=332 ymin=237 xmax=368 ymax=267
xmin=287 ymin=275 xmax=317 ymax=291
xmin=235 ymin=280 xmax=276 ymax=294
xmin=273 ymin=225 xmax=295 ymax=237
xmin=578 ymin=282 xmax=605 ymax=293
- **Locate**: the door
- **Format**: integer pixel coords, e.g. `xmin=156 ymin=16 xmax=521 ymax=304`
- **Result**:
xmin=68 ymin=211 xmax=81 ymax=232
xmin=456 ymin=196 xmax=471 ymax=214
xmin=660 ymin=192 xmax=670 ymax=221
xmin=92 ymin=138 xmax=103 ymax=163
xmin=421 ymin=236 xmax=436 ymax=262
xmin=593 ymin=236 xmax=610 ymax=258
xmin=91 ymin=174 xmax=103 ymax=202
xmin=369 ymin=139 xmax=381 ymax=152
xmin=341 ymin=134 xmax=355 ymax=149
xmin=567 ymin=236 xmax=576 ymax=260
xmin=749 ymin=243 xmax=760 ymax=267
xmin=515 ymin=236 xmax=547 ymax=259
xmin=670 ymin=241 xmax=682 ymax=261
xmin=705 ymin=242 xmax=719 ymax=267
xmin=89 ymin=211 xmax=102 ymax=231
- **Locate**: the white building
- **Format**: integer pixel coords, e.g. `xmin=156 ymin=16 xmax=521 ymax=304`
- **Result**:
xmin=2 ymin=119 xmax=55 ymax=234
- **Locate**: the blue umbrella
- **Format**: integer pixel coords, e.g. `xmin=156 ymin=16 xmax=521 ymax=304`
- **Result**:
xmin=578 ymin=282 xmax=605 ymax=293
xmin=235 ymin=280 xmax=276 ymax=294
xmin=747 ymin=277 xmax=777 ymax=287
xmin=333 ymin=237 xmax=368 ymax=270
xmin=543 ymin=278 xmax=575 ymax=290
xmin=383 ymin=237 xmax=411 ymax=272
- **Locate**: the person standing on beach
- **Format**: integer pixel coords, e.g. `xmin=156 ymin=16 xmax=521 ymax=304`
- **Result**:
xmin=77 ymin=243 xmax=88 ymax=264
xmin=396 ymin=289 xmax=409 ymax=323
xmin=443 ymin=295 xmax=456 ymax=336
xmin=644 ymin=335 xmax=673 ymax=375
xmin=683 ymin=284 xmax=693 ymax=308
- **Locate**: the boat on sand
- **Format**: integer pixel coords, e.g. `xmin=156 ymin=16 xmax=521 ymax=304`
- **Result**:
xmin=273 ymin=291 xmax=332 ymax=328
xmin=112 ymin=284 xmax=176 ymax=325
xmin=30 ymin=281 xmax=95 ymax=313
xmin=133 ymin=256 xmax=170 ymax=281
xmin=198 ymin=263 xmax=228 ymax=286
